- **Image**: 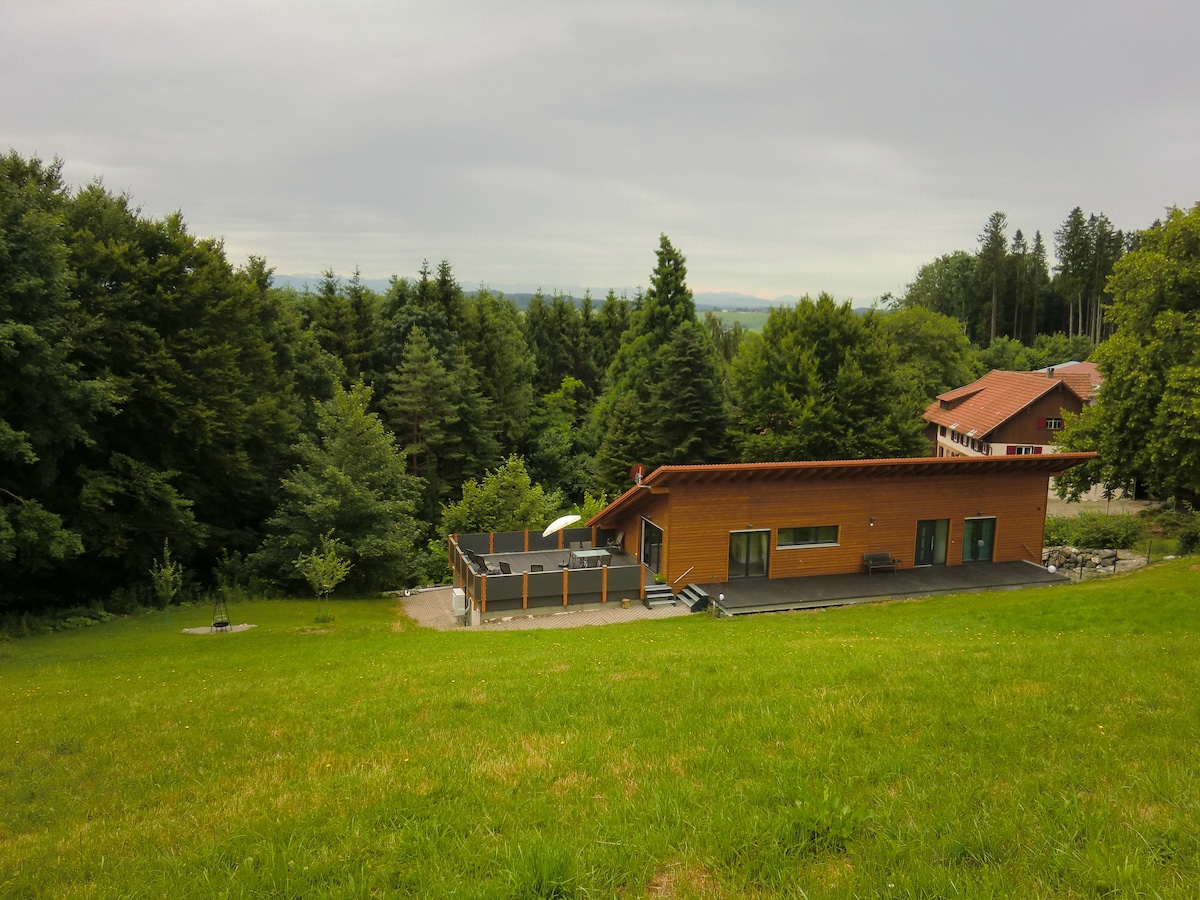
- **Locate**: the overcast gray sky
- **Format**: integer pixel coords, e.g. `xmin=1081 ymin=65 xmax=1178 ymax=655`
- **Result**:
xmin=4 ymin=1 xmax=1198 ymax=301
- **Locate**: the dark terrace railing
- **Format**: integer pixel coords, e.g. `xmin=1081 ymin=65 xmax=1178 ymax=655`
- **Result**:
xmin=449 ymin=527 xmax=645 ymax=616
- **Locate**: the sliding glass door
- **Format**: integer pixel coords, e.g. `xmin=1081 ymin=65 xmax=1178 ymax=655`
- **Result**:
xmin=728 ymin=530 xmax=769 ymax=579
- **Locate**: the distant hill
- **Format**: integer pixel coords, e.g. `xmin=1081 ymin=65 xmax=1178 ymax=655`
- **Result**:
xmin=271 ymin=273 xmax=800 ymax=312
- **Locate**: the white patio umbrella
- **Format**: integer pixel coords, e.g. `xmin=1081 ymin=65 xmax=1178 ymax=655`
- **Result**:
xmin=542 ymin=514 xmax=581 ymax=538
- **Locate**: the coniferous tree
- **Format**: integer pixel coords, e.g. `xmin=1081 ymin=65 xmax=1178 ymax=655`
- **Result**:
xmin=380 ymin=327 xmax=463 ymax=519
xmin=254 ymin=381 xmax=424 ymax=592
xmin=976 ymin=211 xmax=1009 ymax=343
xmin=649 ymin=321 xmax=729 ymax=465
xmin=593 ymin=289 xmax=632 ymax=375
xmin=593 ymin=235 xmax=727 ymax=493
xmin=310 ymin=269 xmax=382 ymax=387
xmin=459 ymin=288 xmax=535 ymax=455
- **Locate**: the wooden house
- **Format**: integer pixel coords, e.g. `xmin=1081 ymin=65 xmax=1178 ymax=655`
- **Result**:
xmin=586 ymin=453 xmax=1094 ymax=587
xmin=923 ymin=365 xmax=1100 ymax=458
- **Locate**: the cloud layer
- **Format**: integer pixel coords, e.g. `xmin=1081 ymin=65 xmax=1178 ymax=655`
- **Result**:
xmin=4 ymin=1 xmax=1198 ymax=299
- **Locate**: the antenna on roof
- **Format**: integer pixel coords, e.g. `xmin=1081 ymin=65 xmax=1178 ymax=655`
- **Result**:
xmin=629 ymin=463 xmax=646 ymax=486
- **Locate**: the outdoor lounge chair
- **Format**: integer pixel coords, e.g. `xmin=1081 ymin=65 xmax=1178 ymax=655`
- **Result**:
xmin=605 ymin=530 xmax=625 ymax=552
xmin=499 ymin=561 xmax=512 ymax=575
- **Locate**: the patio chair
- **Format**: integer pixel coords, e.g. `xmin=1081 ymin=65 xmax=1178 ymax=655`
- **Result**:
xmin=605 ymin=530 xmax=625 ymax=552
xmin=499 ymin=561 xmax=512 ymax=575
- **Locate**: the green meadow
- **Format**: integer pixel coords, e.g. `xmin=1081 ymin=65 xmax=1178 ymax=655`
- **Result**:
xmin=3 ymin=562 xmax=1199 ymax=899
xmin=710 ymin=309 xmax=772 ymax=332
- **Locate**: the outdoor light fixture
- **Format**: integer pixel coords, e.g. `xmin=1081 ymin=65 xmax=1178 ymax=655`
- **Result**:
xmin=869 ymin=517 xmax=875 ymax=526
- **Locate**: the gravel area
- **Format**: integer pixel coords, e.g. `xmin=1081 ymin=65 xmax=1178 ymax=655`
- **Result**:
xmin=401 ymin=586 xmax=694 ymax=631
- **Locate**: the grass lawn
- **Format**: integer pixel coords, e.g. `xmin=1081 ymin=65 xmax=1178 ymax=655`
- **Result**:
xmin=710 ymin=309 xmax=772 ymax=332
xmin=3 ymin=562 xmax=1199 ymax=898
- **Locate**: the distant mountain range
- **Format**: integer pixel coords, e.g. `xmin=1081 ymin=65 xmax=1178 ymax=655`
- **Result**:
xmin=271 ymin=274 xmax=798 ymax=311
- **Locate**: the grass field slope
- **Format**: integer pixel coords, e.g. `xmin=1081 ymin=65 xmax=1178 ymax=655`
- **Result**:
xmin=3 ymin=561 xmax=1199 ymax=898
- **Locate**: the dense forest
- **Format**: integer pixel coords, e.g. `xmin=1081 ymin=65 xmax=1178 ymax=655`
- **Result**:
xmin=3 ymin=151 xmax=1197 ymax=614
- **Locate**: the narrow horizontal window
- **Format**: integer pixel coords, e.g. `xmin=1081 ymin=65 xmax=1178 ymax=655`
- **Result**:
xmin=778 ymin=525 xmax=839 ymax=547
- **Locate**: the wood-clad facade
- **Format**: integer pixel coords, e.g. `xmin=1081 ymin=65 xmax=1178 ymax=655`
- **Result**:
xmin=588 ymin=454 xmax=1094 ymax=588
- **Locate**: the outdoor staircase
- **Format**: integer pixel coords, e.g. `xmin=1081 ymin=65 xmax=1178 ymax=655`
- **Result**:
xmin=643 ymin=583 xmax=677 ymax=608
xmin=676 ymin=583 xmax=711 ymax=612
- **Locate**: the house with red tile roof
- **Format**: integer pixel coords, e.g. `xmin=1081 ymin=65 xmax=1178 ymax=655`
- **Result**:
xmin=923 ymin=365 xmax=1099 ymax=459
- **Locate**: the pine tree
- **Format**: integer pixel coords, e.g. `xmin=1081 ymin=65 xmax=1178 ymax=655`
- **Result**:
xmin=380 ymin=327 xmax=463 ymax=521
xmin=649 ymin=321 xmax=729 ymax=466
xmin=254 ymin=382 xmax=424 ymax=592
xmin=976 ymin=211 xmax=1009 ymax=344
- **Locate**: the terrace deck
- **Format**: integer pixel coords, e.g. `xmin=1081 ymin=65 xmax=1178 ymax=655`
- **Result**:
xmin=477 ymin=548 xmax=642 ymax=575
xmin=710 ymin=560 xmax=1068 ymax=616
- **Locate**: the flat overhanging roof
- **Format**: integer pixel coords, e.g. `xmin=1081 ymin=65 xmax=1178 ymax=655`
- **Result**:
xmin=587 ymin=452 xmax=1097 ymax=527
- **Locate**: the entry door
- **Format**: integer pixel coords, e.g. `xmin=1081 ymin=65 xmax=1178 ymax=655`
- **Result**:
xmin=914 ymin=519 xmax=949 ymax=567
xmin=962 ymin=517 xmax=996 ymax=563
xmin=728 ymin=530 xmax=769 ymax=579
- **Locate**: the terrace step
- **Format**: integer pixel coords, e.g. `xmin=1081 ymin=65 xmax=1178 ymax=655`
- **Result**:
xmin=643 ymin=583 xmax=677 ymax=608
xmin=677 ymin=583 xmax=711 ymax=612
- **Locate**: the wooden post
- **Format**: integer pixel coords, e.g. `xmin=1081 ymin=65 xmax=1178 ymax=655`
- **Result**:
xmin=601 ymin=565 xmax=608 ymax=603
xmin=522 ymin=570 xmax=529 ymax=610
xmin=488 ymin=531 xmax=494 ymax=553
xmin=524 ymin=530 xmax=529 ymax=552
xmin=481 ymin=573 xmax=487 ymax=614
xmin=562 ymin=566 xmax=569 ymax=606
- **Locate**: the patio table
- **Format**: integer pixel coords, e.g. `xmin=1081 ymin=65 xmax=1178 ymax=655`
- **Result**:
xmin=569 ymin=548 xmax=611 ymax=568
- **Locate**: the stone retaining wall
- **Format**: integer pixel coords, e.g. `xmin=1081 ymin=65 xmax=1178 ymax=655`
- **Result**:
xmin=1042 ymin=545 xmax=1120 ymax=576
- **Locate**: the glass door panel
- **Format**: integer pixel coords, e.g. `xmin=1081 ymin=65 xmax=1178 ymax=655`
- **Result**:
xmin=641 ymin=519 xmax=663 ymax=575
xmin=962 ymin=517 xmax=996 ymax=562
xmin=729 ymin=530 xmax=769 ymax=579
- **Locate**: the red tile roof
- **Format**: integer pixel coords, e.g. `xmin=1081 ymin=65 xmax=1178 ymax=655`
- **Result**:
xmin=923 ymin=369 xmax=1087 ymax=436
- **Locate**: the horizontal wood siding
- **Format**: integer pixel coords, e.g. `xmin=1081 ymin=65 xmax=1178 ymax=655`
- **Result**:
xmin=657 ymin=470 xmax=1050 ymax=583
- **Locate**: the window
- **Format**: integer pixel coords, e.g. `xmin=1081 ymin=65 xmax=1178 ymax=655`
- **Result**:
xmin=777 ymin=525 xmax=839 ymax=547
xmin=1045 ymin=417 xmax=1063 ymax=431
xmin=1007 ymin=445 xmax=1037 ymax=455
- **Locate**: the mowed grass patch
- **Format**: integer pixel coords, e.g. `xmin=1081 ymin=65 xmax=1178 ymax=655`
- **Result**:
xmin=2 ymin=564 xmax=1199 ymax=898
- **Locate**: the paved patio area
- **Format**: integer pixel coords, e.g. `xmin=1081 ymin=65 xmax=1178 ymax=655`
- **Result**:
xmin=401 ymin=586 xmax=693 ymax=631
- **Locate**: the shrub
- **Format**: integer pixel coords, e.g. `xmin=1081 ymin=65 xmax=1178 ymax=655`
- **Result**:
xmin=1044 ymin=513 xmax=1146 ymax=549
xmin=1070 ymin=512 xmax=1146 ymax=549
xmin=1044 ymin=516 xmax=1072 ymax=546
xmin=1178 ymin=520 xmax=1200 ymax=555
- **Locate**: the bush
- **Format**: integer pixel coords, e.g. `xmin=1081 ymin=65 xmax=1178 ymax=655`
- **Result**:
xmin=1178 ymin=520 xmax=1200 ymax=555
xmin=1071 ymin=512 xmax=1146 ymax=549
xmin=1044 ymin=516 xmax=1072 ymax=546
xmin=1044 ymin=512 xmax=1146 ymax=550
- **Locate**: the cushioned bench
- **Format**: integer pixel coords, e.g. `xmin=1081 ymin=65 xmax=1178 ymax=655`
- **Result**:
xmin=863 ymin=552 xmax=900 ymax=574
